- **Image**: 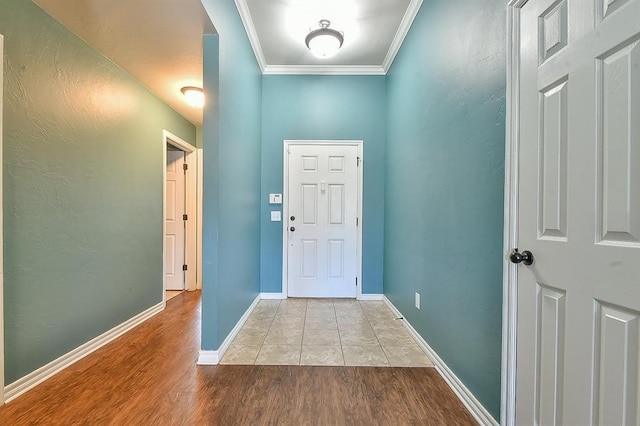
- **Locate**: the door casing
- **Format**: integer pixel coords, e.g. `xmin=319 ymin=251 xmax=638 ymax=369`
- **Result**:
xmin=282 ymin=140 xmax=364 ymax=299
xmin=162 ymin=131 xmax=200 ymax=300
xmin=502 ymin=2 xmax=528 ymax=425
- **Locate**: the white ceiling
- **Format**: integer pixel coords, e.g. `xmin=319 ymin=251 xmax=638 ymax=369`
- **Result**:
xmin=32 ymin=0 xmax=215 ymax=126
xmin=30 ymin=0 xmax=422 ymax=127
xmin=238 ymin=0 xmax=423 ymax=74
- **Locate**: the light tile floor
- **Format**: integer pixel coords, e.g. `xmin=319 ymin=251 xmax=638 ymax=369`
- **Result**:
xmin=221 ymin=298 xmax=434 ymax=367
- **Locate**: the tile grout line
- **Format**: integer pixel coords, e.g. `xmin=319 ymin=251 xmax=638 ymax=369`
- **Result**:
xmin=361 ymin=301 xmax=393 ymax=367
xmin=297 ymin=301 xmax=307 ymax=365
xmin=252 ymin=300 xmax=280 ymax=364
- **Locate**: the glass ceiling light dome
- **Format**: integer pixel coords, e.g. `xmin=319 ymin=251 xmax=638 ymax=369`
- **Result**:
xmin=181 ymin=86 xmax=204 ymax=108
xmin=305 ymin=20 xmax=344 ymax=59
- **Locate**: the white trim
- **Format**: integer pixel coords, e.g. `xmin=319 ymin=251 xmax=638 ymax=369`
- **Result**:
xmin=259 ymin=292 xmax=287 ymax=300
xmin=196 ymin=148 xmax=204 ymax=290
xmin=197 ymin=294 xmax=261 ymax=365
xmin=502 ymin=2 xmax=526 ymax=425
xmin=263 ymin=65 xmax=386 ymax=76
xmin=4 ymin=301 xmax=164 ymax=403
xmin=163 ymin=131 xmax=201 ymax=296
xmin=234 ymin=0 xmax=267 ymax=72
xmin=383 ymin=296 xmax=498 ymax=426
xmin=233 ymin=0 xmax=422 ymax=76
xmin=355 ymin=144 xmax=364 ymax=300
xmin=197 ymin=350 xmax=219 ymax=365
xmin=0 ymin=33 xmax=5 ymax=405
xmin=381 ymin=0 xmax=424 ymax=73
xmin=356 ymin=294 xmax=383 ymax=301
xmin=282 ymin=141 xmax=364 ymax=299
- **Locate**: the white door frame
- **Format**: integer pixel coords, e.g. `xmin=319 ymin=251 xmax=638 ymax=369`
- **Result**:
xmin=502 ymin=2 xmax=527 ymax=425
xmin=0 ymin=33 xmax=5 ymax=405
xmin=282 ymin=140 xmax=364 ymax=299
xmin=162 ymin=130 xmax=201 ymax=300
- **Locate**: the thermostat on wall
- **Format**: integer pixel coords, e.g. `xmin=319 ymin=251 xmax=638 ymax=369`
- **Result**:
xmin=269 ymin=193 xmax=282 ymax=204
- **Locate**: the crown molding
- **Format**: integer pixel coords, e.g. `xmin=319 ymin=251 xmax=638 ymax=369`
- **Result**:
xmin=234 ymin=0 xmax=267 ymax=72
xmin=234 ymin=0 xmax=423 ymax=76
xmin=263 ymin=65 xmax=386 ymax=75
xmin=382 ymin=0 xmax=423 ymax=73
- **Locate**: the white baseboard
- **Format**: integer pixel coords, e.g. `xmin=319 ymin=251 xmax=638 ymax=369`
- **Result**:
xmin=382 ymin=296 xmax=498 ymax=426
xmin=259 ymin=292 xmax=286 ymax=299
xmin=357 ymin=293 xmax=383 ymax=301
xmin=197 ymin=350 xmax=219 ymax=365
xmin=197 ymin=294 xmax=261 ymax=365
xmin=4 ymin=301 xmax=165 ymax=403
xmin=259 ymin=292 xmax=380 ymax=301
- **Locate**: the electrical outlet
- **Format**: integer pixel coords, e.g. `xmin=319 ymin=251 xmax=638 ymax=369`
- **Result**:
xmin=415 ymin=292 xmax=421 ymax=310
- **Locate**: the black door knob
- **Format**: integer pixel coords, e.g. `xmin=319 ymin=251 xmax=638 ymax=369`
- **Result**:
xmin=290 ymin=226 xmax=295 ymax=232
xmin=510 ymin=249 xmax=533 ymax=265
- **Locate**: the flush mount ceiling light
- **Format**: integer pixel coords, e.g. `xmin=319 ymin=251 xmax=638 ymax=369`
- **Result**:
xmin=181 ymin=86 xmax=204 ymax=108
xmin=305 ymin=19 xmax=344 ymax=59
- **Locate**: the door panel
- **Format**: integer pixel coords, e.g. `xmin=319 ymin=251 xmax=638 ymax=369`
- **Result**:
xmin=287 ymin=144 xmax=358 ymax=298
xmin=516 ymin=0 xmax=640 ymax=424
xmin=593 ymin=302 xmax=640 ymax=425
xmin=535 ymin=283 xmax=566 ymax=426
xmin=328 ymin=184 xmax=344 ymax=225
xmin=301 ymin=184 xmax=318 ymax=224
xmin=538 ymin=78 xmax=568 ymax=241
xmin=597 ymin=39 xmax=640 ymax=245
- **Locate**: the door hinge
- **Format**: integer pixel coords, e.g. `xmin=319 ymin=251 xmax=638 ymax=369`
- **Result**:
xmin=356 ymin=217 xmax=359 ymax=226
xmin=357 ymin=157 xmax=361 ymax=166
xmin=183 ymin=214 xmax=188 ymax=221
xmin=355 ymin=277 xmax=358 ymax=286
xmin=183 ymin=163 xmax=188 ymax=171
xmin=182 ymin=264 xmax=188 ymax=271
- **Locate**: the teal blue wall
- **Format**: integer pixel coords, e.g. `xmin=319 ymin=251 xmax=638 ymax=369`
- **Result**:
xmin=260 ymin=76 xmax=386 ymax=295
xmin=1 ymin=0 xmax=196 ymax=384
xmin=200 ymin=0 xmax=262 ymax=349
xmin=384 ymin=0 xmax=505 ymax=420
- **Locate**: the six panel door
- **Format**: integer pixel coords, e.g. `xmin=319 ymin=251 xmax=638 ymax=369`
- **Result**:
xmin=286 ymin=144 xmax=359 ymax=298
xmin=516 ymin=0 xmax=640 ymax=424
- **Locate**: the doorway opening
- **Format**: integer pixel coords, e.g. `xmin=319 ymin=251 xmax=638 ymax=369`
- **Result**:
xmin=282 ymin=140 xmax=363 ymax=299
xmin=163 ymin=131 xmax=200 ymax=303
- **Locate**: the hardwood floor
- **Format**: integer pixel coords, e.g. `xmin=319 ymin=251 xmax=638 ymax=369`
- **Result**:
xmin=0 ymin=291 xmax=477 ymax=425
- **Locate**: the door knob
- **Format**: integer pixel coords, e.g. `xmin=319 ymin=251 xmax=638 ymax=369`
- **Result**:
xmin=509 ymin=249 xmax=533 ymax=265
xmin=290 ymin=226 xmax=295 ymax=232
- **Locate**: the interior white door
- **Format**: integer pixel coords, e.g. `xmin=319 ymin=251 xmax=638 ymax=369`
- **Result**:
xmin=286 ymin=144 xmax=359 ymax=298
xmin=515 ymin=0 xmax=640 ymax=424
xmin=165 ymin=148 xmax=186 ymax=291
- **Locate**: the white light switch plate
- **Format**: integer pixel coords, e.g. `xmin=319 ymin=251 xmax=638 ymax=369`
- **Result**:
xmin=269 ymin=193 xmax=282 ymax=204
xmin=271 ymin=211 xmax=281 ymax=222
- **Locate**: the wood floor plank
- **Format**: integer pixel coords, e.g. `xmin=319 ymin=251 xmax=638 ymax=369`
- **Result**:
xmin=0 ymin=291 xmax=477 ymax=425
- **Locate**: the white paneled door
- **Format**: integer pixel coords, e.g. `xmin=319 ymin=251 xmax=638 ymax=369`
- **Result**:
xmin=514 ymin=0 xmax=640 ymax=424
xmin=286 ymin=143 xmax=360 ymax=298
xmin=165 ymin=148 xmax=186 ymax=291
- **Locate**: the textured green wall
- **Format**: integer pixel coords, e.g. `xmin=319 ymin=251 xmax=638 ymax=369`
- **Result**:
xmin=385 ymin=0 xmax=505 ymax=420
xmin=1 ymin=0 xmax=195 ymax=384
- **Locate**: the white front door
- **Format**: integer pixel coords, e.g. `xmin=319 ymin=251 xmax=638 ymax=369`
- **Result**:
xmin=515 ymin=0 xmax=640 ymax=424
xmin=165 ymin=148 xmax=186 ymax=291
xmin=286 ymin=143 xmax=359 ymax=298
